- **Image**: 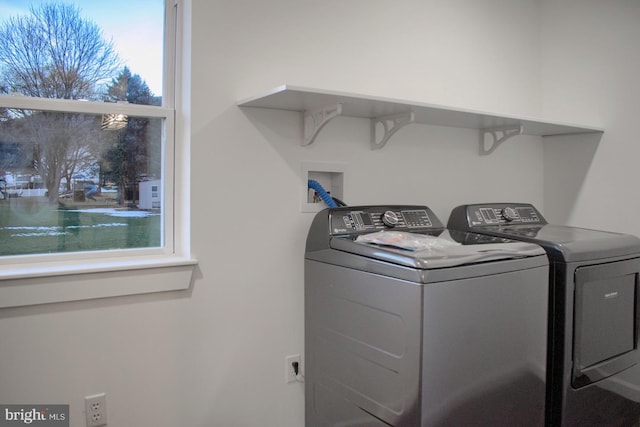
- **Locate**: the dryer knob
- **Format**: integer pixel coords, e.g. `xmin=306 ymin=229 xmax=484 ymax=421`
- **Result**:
xmin=502 ymin=207 xmax=519 ymax=222
xmin=381 ymin=210 xmax=399 ymax=227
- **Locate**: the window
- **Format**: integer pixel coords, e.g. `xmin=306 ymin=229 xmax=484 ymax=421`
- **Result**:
xmin=0 ymin=1 xmax=194 ymax=306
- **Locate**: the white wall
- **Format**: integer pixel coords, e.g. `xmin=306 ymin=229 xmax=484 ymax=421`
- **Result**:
xmin=542 ymin=0 xmax=640 ymax=233
xmin=0 ymin=1 xmax=592 ymax=426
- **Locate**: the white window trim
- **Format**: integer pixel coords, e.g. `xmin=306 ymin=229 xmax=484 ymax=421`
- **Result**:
xmin=0 ymin=0 xmax=196 ymax=308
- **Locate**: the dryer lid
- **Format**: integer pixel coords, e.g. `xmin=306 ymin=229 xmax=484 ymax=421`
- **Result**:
xmin=447 ymin=203 xmax=640 ymax=262
xmin=494 ymin=224 xmax=640 ymax=262
xmin=465 ymin=225 xmax=640 ymax=263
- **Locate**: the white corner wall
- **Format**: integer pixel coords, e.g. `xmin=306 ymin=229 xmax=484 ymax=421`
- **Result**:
xmin=0 ymin=1 xmax=554 ymax=426
xmin=541 ymin=0 xmax=640 ymax=234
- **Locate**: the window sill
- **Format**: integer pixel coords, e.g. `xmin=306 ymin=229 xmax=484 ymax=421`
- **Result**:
xmin=0 ymin=256 xmax=198 ymax=308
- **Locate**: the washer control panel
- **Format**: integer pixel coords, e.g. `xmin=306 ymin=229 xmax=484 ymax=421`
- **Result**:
xmin=329 ymin=205 xmax=444 ymax=236
xmin=449 ymin=203 xmax=547 ymax=229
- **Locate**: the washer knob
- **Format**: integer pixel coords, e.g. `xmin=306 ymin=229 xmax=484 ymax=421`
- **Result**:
xmin=381 ymin=210 xmax=399 ymax=227
xmin=502 ymin=207 xmax=519 ymax=222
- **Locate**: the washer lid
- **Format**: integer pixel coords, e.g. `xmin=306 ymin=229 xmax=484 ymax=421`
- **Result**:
xmin=330 ymin=230 xmax=546 ymax=269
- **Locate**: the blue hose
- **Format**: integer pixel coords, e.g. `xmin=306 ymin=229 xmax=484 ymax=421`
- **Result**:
xmin=308 ymin=179 xmax=337 ymax=208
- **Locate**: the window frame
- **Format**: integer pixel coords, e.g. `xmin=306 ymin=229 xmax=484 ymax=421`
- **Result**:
xmin=0 ymin=0 xmax=195 ymax=307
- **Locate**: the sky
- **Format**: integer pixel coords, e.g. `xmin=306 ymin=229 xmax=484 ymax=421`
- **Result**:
xmin=0 ymin=0 xmax=164 ymax=95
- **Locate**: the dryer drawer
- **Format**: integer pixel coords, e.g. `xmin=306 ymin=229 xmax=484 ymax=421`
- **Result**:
xmin=572 ymin=258 xmax=640 ymax=388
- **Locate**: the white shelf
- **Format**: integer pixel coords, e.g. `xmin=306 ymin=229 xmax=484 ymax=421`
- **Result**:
xmin=238 ymin=85 xmax=604 ymax=153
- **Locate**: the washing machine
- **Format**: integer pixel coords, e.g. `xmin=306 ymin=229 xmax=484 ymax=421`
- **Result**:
xmin=305 ymin=205 xmax=549 ymax=426
xmin=448 ymin=203 xmax=640 ymax=427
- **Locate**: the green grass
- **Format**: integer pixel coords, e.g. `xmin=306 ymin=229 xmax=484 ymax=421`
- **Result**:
xmin=0 ymin=197 xmax=161 ymax=256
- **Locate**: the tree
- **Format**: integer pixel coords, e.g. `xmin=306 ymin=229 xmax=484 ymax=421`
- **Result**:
xmin=105 ymin=67 xmax=159 ymax=106
xmin=101 ymin=68 xmax=161 ymax=204
xmin=0 ymin=2 xmax=120 ymax=203
xmin=0 ymin=2 xmax=119 ymax=100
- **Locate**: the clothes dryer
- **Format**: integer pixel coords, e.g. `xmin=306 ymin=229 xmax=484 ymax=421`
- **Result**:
xmin=305 ymin=205 xmax=549 ymax=426
xmin=448 ymin=203 xmax=640 ymax=427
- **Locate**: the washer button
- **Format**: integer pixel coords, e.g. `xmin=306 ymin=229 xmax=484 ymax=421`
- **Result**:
xmin=502 ymin=207 xmax=519 ymax=222
xmin=381 ymin=211 xmax=399 ymax=227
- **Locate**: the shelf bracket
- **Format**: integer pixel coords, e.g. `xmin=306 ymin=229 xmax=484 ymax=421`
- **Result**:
xmin=479 ymin=125 xmax=523 ymax=155
xmin=370 ymin=111 xmax=416 ymax=150
xmin=303 ymin=103 xmax=343 ymax=146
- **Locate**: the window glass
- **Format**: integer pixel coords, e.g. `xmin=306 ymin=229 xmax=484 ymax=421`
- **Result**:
xmin=0 ymin=0 xmax=168 ymax=258
xmin=0 ymin=0 xmax=164 ymax=99
xmin=0 ymin=109 xmax=163 ymax=256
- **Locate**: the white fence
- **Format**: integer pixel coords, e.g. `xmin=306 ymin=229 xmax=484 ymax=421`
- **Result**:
xmin=2 ymin=188 xmax=48 ymax=198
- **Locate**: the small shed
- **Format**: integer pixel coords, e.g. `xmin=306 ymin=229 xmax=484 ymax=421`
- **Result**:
xmin=138 ymin=179 xmax=161 ymax=209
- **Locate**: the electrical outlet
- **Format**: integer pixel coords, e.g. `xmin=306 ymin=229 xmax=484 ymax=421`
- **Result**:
xmin=85 ymin=393 xmax=107 ymax=427
xmin=285 ymin=354 xmax=301 ymax=383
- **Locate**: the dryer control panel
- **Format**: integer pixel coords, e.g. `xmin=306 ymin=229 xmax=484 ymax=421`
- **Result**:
xmin=448 ymin=203 xmax=548 ymax=230
xmin=328 ymin=205 xmax=444 ymax=236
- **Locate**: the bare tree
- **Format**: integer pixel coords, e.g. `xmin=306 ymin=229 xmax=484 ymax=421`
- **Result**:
xmin=0 ymin=2 xmax=120 ymax=203
xmin=0 ymin=2 xmax=119 ymax=99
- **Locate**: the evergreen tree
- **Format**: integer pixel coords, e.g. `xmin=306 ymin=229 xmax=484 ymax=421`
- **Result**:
xmin=102 ymin=68 xmax=161 ymax=204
